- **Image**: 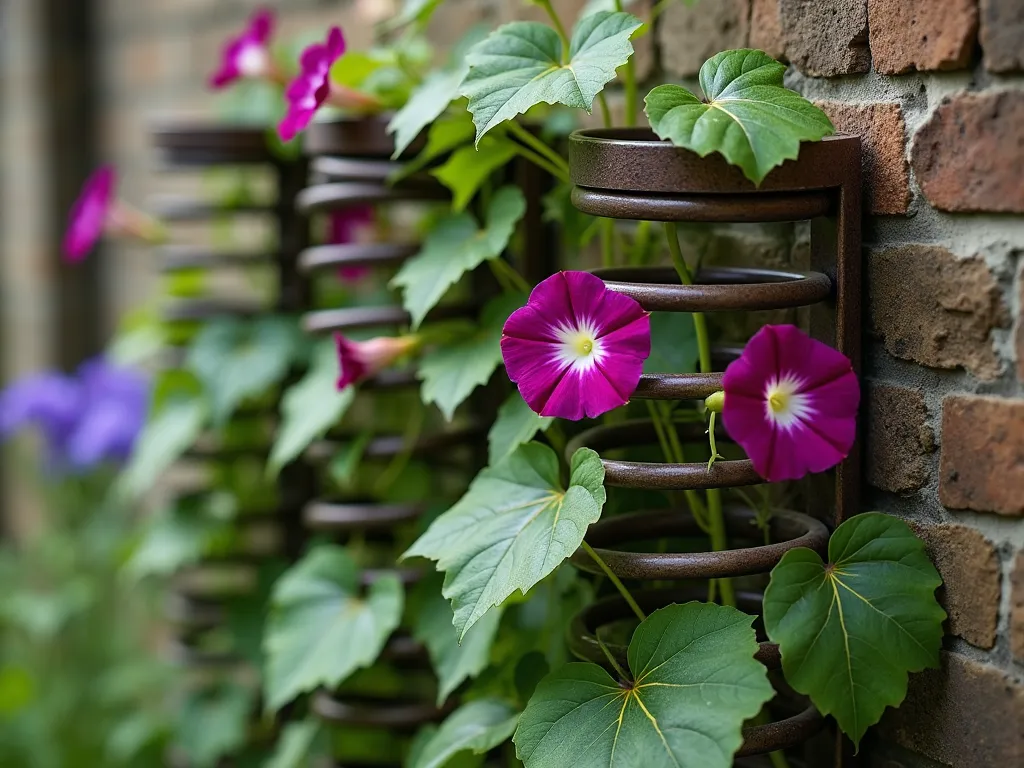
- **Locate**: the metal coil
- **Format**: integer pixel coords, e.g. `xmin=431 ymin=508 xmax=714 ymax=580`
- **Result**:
xmin=564 ymin=129 xmax=863 ymax=762
xmin=151 ymin=123 xmax=312 ymax=761
xmin=293 ymin=118 xmax=473 ymax=760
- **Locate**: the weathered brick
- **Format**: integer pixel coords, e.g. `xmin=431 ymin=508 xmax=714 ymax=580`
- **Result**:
xmin=779 ymin=0 xmax=870 ymax=77
xmin=660 ymin=0 xmax=749 ymax=78
xmin=866 ymin=383 xmax=933 ymax=493
xmin=869 ymin=246 xmax=1009 ymax=380
xmin=1018 ymin=262 xmax=1024 ymax=384
xmin=879 ymin=652 xmax=1024 ymax=765
xmin=818 ymin=101 xmax=910 ymax=215
xmin=867 ymin=0 xmax=978 ymax=74
xmin=980 ymin=0 xmax=1024 ymax=72
xmin=912 ymin=91 xmax=1024 ymax=214
xmin=749 ymin=0 xmax=786 ymax=60
xmin=1012 ymin=551 xmax=1024 ymax=661
xmin=940 ymin=395 xmax=1024 ymax=516
xmin=913 ymin=523 xmax=999 ymax=649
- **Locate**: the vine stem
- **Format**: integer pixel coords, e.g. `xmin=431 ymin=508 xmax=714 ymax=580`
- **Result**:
xmin=581 ymin=541 xmax=646 ymax=622
xmin=506 ymin=121 xmax=571 ymax=181
xmin=646 ymin=401 xmax=710 ymax=533
xmin=537 ymin=0 xmax=570 ymax=58
xmin=509 ymin=142 xmax=570 ymax=184
xmin=613 ymin=0 xmax=638 ymax=126
xmin=664 ymin=222 xmax=735 ymax=608
xmin=597 ymin=632 xmax=631 ymax=682
xmin=489 ymin=257 xmax=533 ymax=295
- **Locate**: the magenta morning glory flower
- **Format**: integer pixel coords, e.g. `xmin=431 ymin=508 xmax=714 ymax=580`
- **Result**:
xmin=721 ymin=324 xmax=859 ymax=483
xmin=63 ymin=166 xmax=116 ymax=262
xmin=330 ymin=206 xmax=374 ymax=282
xmin=335 ymin=334 xmax=418 ymax=390
xmin=501 ymin=271 xmax=651 ymax=421
xmin=209 ymin=8 xmax=279 ymax=89
xmin=278 ymin=26 xmax=382 ymax=142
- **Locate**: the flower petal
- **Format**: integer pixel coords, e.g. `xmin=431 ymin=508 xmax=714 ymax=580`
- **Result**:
xmin=541 ymin=366 xmax=629 ymax=420
xmin=772 ymin=324 xmax=855 ymax=391
xmin=500 ymin=336 xmax=567 ymax=413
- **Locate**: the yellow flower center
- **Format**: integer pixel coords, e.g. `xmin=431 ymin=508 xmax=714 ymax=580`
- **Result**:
xmin=768 ymin=390 xmax=788 ymax=413
xmin=576 ymin=337 xmax=594 ymax=356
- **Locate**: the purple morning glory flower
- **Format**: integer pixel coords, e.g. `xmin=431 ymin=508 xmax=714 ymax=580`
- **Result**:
xmin=209 ymin=8 xmax=278 ymax=89
xmin=330 ymin=205 xmax=374 ymax=282
xmin=0 ymin=357 xmax=148 ymax=472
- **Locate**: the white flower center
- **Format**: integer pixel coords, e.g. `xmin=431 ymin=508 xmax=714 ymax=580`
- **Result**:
xmin=237 ymin=44 xmax=269 ymax=78
xmin=553 ymin=319 xmax=604 ymax=372
xmin=764 ymin=372 xmax=812 ymax=429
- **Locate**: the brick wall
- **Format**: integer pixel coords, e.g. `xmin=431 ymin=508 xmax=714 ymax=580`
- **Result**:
xmin=84 ymin=0 xmax=1024 ymax=763
xmin=650 ymin=2 xmax=1024 ymax=765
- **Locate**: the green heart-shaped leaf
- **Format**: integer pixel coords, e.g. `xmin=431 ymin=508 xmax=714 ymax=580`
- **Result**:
xmin=187 ymin=316 xmax=299 ymax=424
xmin=462 ymin=12 xmax=643 ymax=142
xmin=763 ymin=512 xmax=945 ymax=748
xmin=645 ymin=49 xmax=834 ymax=185
xmin=405 ymin=443 xmax=605 ymax=639
xmin=417 ymin=292 xmax=527 ymax=421
xmin=514 ymin=602 xmax=773 ymax=767
xmin=263 ymin=545 xmax=403 ymax=711
xmin=267 ymin=340 xmax=354 ymax=476
xmin=411 ymin=698 xmax=520 ymax=768
xmin=391 ymin=187 xmax=526 ymax=330
xmin=488 ymin=392 xmax=554 ymax=466
xmin=431 ymin=135 xmax=520 ymax=212
xmin=387 ymin=64 xmax=469 ymax=159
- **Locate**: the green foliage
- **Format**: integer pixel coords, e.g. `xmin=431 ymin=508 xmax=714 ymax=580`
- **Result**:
xmin=417 ymin=292 xmax=527 ymax=421
xmin=391 ymin=186 xmax=526 ymax=329
xmin=393 ymin=113 xmax=477 ymax=182
xmin=186 ymin=316 xmax=300 ymax=425
xmin=410 ymin=699 xmax=520 ymax=768
xmin=462 ymin=12 xmax=643 ymax=142
xmin=645 ymin=49 xmax=834 ymax=185
xmin=263 ymin=545 xmax=404 ymax=711
xmin=488 ymin=393 xmax=554 ymax=466
xmin=388 ymin=65 xmax=469 ymax=159
xmin=264 ymin=719 xmax=326 ymax=768
xmin=405 ymin=443 xmax=606 ymax=640
xmin=763 ymin=512 xmax=945 ymax=748
xmin=431 ymin=135 xmax=520 ymax=211
xmin=267 ymin=340 xmax=355 ymax=476
xmin=514 ymin=603 xmax=773 ymax=768
xmin=116 ymin=397 xmax=208 ymax=500
xmin=644 ymin=312 xmax=698 ymax=374
xmin=175 ymin=684 xmax=254 ymax=768
xmin=413 ymin=576 xmax=504 ymax=704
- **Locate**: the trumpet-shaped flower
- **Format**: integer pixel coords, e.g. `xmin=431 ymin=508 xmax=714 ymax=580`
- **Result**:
xmin=63 ymin=166 xmax=116 ymax=262
xmin=722 ymin=324 xmax=859 ymax=482
xmin=278 ymin=27 xmax=346 ymax=142
xmin=335 ymin=334 xmax=417 ymax=390
xmin=501 ymin=271 xmax=651 ymax=420
xmin=330 ymin=205 xmax=374 ymax=282
xmin=209 ymin=8 xmax=276 ymax=88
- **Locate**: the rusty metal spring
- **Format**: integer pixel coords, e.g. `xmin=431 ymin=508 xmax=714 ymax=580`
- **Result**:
xmin=561 ymin=130 xmax=863 ymax=762
xmin=294 ymin=117 xmax=478 ymax=759
xmin=150 ymin=124 xmax=311 ymax=735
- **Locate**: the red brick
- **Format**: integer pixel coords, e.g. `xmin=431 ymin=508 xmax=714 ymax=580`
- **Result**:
xmin=866 ymin=383 xmax=934 ymax=493
xmin=779 ymin=0 xmax=870 ymax=77
xmin=940 ymin=395 xmax=1024 ymax=517
xmin=913 ymin=523 xmax=1000 ymax=649
xmin=1018 ymin=262 xmax=1024 ymax=384
xmin=879 ymin=652 xmax=1024 ymax=765
xmin=659 ymin=0 xmax=749 ymax=78
xmin=749 ymin=0 xmax=786 ymax=61
xmin=867 ymin=0 xmax=978 ymax=74
xmin=912 ymin=90 xmax=1024 ymax=214
xmin=980 ymin=0 xmax=1024 ymax=72
xmin=818 ymin=102 xmax=910 ymax=215
xmin=1012 ymin=552 xmax=1024 ymax=661
xmin=869 ymin=246 xmax=1009 ymax=380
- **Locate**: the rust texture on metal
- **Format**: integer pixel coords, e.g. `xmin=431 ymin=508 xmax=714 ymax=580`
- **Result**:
xmin=566 ymin=129 xmax=862 ymax=761
xmin=149 ymin=123 xmax=312 ymax=679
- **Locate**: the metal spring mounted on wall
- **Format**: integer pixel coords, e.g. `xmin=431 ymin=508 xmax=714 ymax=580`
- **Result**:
xmin=293 ymin=117 xmax=477 ymax=760
xmin=150 ymin=124 xmax=310 ymax=731
xmin=563 ymin=130 xmax=863 ymax=766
